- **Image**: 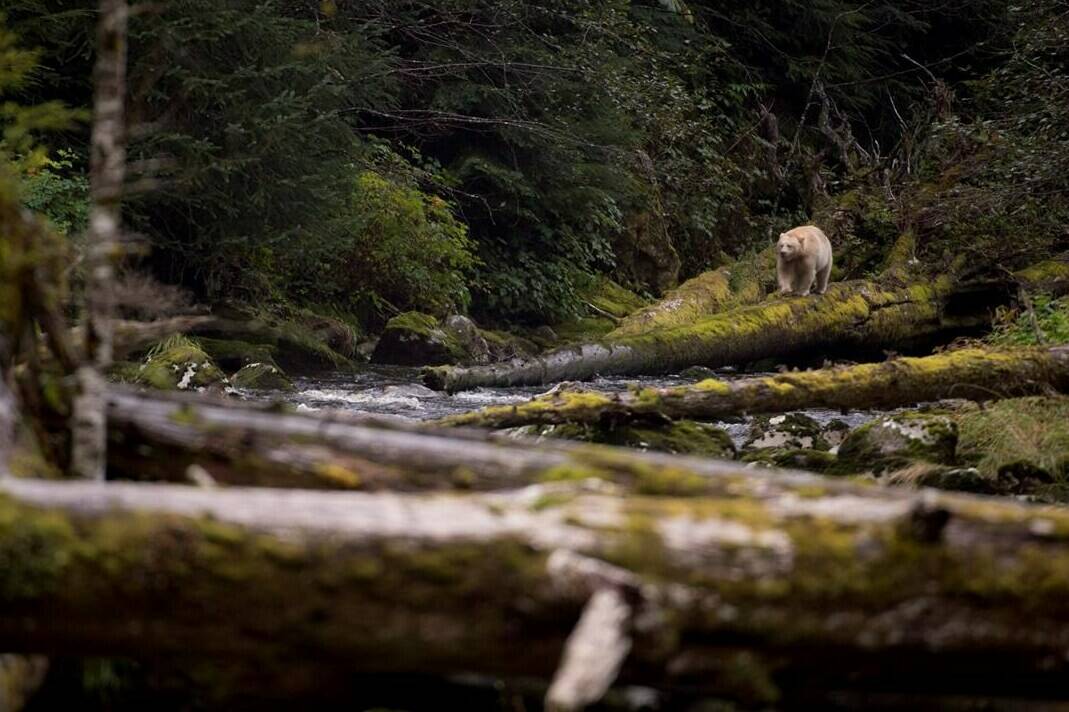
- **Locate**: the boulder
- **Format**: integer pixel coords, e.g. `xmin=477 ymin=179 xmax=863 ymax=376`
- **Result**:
xmin=231 ymin=362 xmax=294 ymax=391
xmin=741 ymin=448 xmax=839 ymax=474
xmin=744 ymin=413 xmax=829 ymax=451
xmin=371 ymin=312 xmax=488 ymax=367
xmin=135 ymin=337 xmax=227 ymax=391
xmin=837 ymin=413 xmax=958 ymax=474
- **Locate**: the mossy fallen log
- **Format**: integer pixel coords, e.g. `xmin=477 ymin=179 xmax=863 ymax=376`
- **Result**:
xmin=102 ymin=386 xmax=798 ymax=493
xmin=6 ymin=475 xmax=1069 ymax=705
xmin=609 ymin=249 xmax=777 ymax=339
xmin=425 ymin=274 xmax=997 ymax=392
xmin=440 ymin=346 xmax=1069 ymax=430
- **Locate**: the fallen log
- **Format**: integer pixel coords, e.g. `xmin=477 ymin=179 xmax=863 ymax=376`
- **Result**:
xmin=102 ymin=386 xmax=818 ymax=494
xmin=6 ymin=473 xmax=1069 ymax=706
xmin=425 ymin=274 xmax=998 ymax=392
xmin=609 ymin=249 xmax=778 ymax=340
xmin=439 ymin=346 xmax=1069 ymax=429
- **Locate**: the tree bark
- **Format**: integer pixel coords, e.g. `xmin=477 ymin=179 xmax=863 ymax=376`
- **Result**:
xmin=425 ymin=274 xmax=998 ymax=392
xmin=5 ymin=475 xmax=1069 ymax=705
xmin=103 ymin=386 xmax=781 ymax=493
xmin=439 ymin=346 xmax=1069 ymax=430
xmin=71 ymin=0 xmax=128 ymax=480
xmin=0 ymin=365 xmax=14 ymax=470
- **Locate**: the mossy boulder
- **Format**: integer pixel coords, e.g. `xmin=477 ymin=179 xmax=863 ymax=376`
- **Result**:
xmin=744 ymin=413 xmax=829 ymax=451
xmin=231 ymin=362 xmax=294 ymax=391
xmin=197 ymin=338 xmax=279 ymax=373
xmin=371 ymin=312 xmax=489 ymax=367
xmin=886 ymin=464 xmax=1001 ymax=494
xmin=837 ymin=413 xmax=958 ymax=474
xmin=135 ymin=337 xmax=227 ymax=391
xmin=530 ymin=420 xmax=736 ymax=458
xmin=741 ymin=448 xmax=839 ymax=474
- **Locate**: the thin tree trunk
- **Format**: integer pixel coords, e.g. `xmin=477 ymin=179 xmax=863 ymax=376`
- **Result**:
xmin=440 ymin=346 xmax=1069 ymax=429
xmin=4 ymin=475 xmax=1069 ymax=706
xmin=71 ymin=0 xmax=128 ymax=480
xmin=0 ymin=364 xmax=15 ymax=471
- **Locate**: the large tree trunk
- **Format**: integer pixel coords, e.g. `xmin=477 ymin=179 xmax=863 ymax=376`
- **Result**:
xmin=5 ymin=472 xmax=1069 ymax=706
xmin=440 ymin=346 xmax=1069 ymax=429
xmin=70 ymin=0 xmax=128 ymax=480
xmin=425 ymin=274 xmax=1001 ymax=392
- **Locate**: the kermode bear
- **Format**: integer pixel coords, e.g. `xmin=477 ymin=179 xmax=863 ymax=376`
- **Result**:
xmin=776 ymin=225 xmax=833 ymax=296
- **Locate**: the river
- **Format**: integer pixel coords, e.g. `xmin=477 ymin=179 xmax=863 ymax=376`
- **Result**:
xmin=270 ymin=365 xmax=885 ymax=447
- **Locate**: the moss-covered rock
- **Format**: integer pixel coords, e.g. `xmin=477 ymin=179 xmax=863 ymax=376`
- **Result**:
xmin=196 ymin=338 xmax=279 ymax=373
xmin=580 ymin=276 xmax=648 ymax=319
xmin=531 ymin=420 xmax=736 ymax=458
xmin=371 ymin=312 xmax=488 ymax=366
xmin=838 ymin=413 xmax=958 ymax=474
xmin=886 ymin=463 xmax=1001 ymax=494
xmin=231 ymin=363 xmax=294 ymax=391
xmin=135 ymin=336 xmax=227 ymax=391
xmin=741 ymin=448 xmax=839 ymax=474
xmin=744 ymin=413 xmax=829 ymax=451
xmin=480 ymin=329 xmax=539 ymax=361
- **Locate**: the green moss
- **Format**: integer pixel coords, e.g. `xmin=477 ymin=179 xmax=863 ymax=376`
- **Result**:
xmin=231 ymin=362 xmax=294 ymax=391
xmin=135 ymin=335 xmax=227 ymax=391
xmin=0 ymin=496 xmax=76 ymax=599
xmin=386 ymin=311 xmax=440 ymax=337
xmin=535 ymin=420 xmax=736 ymax=459
xmin=740 ymin=448 xmax=839 ymax=474
xmin=580 ymin=276 xmax=649 ymax=319
xmin=197 ymin=338 xmax=279 ymax=370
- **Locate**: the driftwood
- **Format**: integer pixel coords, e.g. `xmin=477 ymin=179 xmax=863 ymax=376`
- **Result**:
xmin=424 ymin=274 xmax=999 ymax=393
xmin=6 ymin=467 xmax=1069 ymax=706
xmin=440 ymin=346 xmax=1069 ymax=430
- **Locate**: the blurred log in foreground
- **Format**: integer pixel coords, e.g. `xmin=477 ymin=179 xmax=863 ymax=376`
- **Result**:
xmin=441 ymin=346 xmax=1069 ymax=430
xmin=6 ymin=459 xmax=1069 ymax=706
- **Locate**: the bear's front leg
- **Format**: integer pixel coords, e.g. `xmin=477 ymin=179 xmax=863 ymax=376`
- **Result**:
xmin=777 ymin=259 xmax=794 ymax=295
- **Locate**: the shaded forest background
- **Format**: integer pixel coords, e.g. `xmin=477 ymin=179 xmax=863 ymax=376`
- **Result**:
xmin=3 ymin=0 xmax=1067 ymax=331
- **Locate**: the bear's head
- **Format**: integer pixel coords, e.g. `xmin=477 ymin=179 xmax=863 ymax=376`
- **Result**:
xmin=777 ymin=233 xmax=802 ymax=260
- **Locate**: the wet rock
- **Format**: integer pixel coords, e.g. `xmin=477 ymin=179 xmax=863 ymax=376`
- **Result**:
xmin=355 ymin=338 xmax=378 ymax=361
xmin=680 ymin=366 xmax=718 ymax=380
xmin=838 ymin=413 xmax=957 ymax=474
xmin=822 ymin=419 xmax=852 ymax=450
xmin=744 ymin=413 xmax=829 ymax=451
xmin=741 ymin=448 xmax=838 ymax=474
xmin=996 ymin=460 xmax=1055 ymax=494
xmin=371 ymin=312 xmax=484 ymax=366
xmin=197 ymin=337 xmax=278 ymax=373
xmin=231 ymin=362 xmax=294 ymax=391
xmin=443 ymin=315 xmax=491 ymax=364
xmin=135 ymin=337 xmax=227 ymax=391
xmin=532 ymin=420 xmax=736 ymax=459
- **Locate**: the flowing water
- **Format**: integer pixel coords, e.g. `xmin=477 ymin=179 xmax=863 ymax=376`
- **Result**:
xmin=258 ymin=365 xmax=885 ymax=447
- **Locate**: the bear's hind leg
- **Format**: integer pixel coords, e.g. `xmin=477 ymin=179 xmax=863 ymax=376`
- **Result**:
xmin=815 ymin=261 xmax=832 ymax=295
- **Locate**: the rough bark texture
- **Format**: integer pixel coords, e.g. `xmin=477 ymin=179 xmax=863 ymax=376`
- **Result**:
xmin=6 ymin=475 xmax=1069 ymax=705
xmin=425 ymin=274 xmax=993 ymax=392
xmin=70 ymin=0 xmax=128 ymax=481
xmin=103 ymin=386 xmax=786 ymax=493
xmin=440 ymin=346 xmax=1069 ymax=430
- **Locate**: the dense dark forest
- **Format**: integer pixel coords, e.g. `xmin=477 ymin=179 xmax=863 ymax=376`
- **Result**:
xmin=2 ymin=1 xmax=1069 ymax=710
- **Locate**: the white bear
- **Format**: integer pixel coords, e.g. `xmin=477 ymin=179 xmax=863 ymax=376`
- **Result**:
xmin=776 ymin=225 xmax=833 ymax=296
